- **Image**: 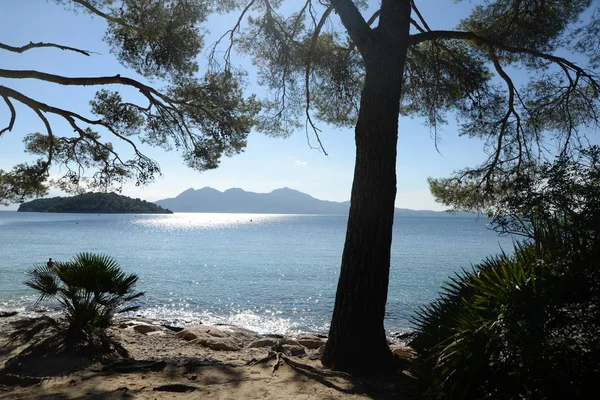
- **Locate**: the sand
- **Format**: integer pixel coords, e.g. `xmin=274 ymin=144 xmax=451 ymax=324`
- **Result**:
xmin=0 ymin=315 xmax=414 ymax=399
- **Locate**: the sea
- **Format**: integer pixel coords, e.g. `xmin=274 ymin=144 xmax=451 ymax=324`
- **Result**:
xmin=0 ymin=211 xmax=516 ymax=337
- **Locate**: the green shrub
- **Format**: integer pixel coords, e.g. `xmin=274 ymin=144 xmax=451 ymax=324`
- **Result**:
xmin=410 ymin=223 xmax=600 ymax=399
xmin=418 ymin=146 xmax=600 ymax=399
xmin=10 ymin=253 xmax=144 ymax=357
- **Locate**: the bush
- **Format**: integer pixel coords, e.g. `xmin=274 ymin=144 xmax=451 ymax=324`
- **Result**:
xmin=410 ymin=222 xmax=600 ymax=399
xmin=10 ymin=253 xmax=144 ymax=357
xmin=416 ymin=146 xmax=600 ymax=399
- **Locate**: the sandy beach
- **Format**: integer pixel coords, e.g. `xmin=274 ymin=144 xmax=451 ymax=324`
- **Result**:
xmin=0 ymin=314 xmax=415 ymax=399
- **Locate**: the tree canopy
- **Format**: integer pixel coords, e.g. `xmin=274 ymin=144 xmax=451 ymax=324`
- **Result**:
xmin=1 ymin=0 xmax=262 ymax=205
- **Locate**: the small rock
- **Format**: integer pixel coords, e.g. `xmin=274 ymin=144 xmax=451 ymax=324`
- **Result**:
xmin=282 ymin=344 xmax=306 ymax=356
xmin=247 ymin=337 xmax=301 ymax=349
xmin=176 ymin=325 xmax=258 ymax=347
xmin=296 ymin=334 xmax=327 ymax=350
xmin=187 ymin=374 xmax=198 ymax=381
xmin=133 ymin=324 xmax=162 ymax=334
xmin=177 ymin=331 xmax=198 ymax=341
xmin=393 ymin=331 xmax=416 ymax=340
xmin=0 ymin=311 xmax=18 ymax=318
xmin=147 ymin=330 xmax=169 ymax=337
xmin=162 ymin=324 xmax=185 ymax=333
xmin=390 ymin=345 xmax=415 ymax=359
xmin=247 ymin=338 xmax=280 ymax=348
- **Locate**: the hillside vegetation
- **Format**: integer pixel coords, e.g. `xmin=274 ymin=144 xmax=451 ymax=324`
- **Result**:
xmin=18 ymin=193 xmax=172 ymax=214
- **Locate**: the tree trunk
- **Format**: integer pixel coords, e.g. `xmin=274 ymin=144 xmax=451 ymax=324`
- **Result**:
xmin=321 ymin=30 xmax=409 ymax=374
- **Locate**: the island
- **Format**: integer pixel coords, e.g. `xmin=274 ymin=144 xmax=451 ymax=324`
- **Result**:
xmin=18 ymin=192 xmax=173 ymax=214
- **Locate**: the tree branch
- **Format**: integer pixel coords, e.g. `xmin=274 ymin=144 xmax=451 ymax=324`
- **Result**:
xmin=0 ymin=84 xmax=151 ymax=188
xmin=366 ymin=10 xmax=380 ymax=26
xmin=0 ymin=68 xmax=172 ymax=106
xmin=31 ymin=107 xmax=55 ymax=169
xmin=0 ymin=41 xmax=93 ymax=56
xmin=486 ymin=48 xmax=517 ymax=185
xmin=410 ymin=30 xmax=598 ymax=80
xmin=410 ymin=0 xmax=431 ymax=32
xmin=291 ymin=0 xmax=313 ymax=37
xmin=304 ymin=5 xmax=334 ymax=155
xmin=209 ymin=0 xmax=257 ymax=69
xmin=0 ymin=95 xmax=16 ymax=136
xmin=70 ymin=0 xmax=137 ymax=31
xmin=329 ymin=0 xmax=373 ymax=57
xmin=409 ymin=18 xmax=426 ymax=34
xmin=410 ymin=30 xmax=600 ymax=148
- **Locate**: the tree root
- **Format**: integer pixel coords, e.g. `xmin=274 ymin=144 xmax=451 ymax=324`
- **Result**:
xmin=249 ymin=350 xmax=363 ymax=387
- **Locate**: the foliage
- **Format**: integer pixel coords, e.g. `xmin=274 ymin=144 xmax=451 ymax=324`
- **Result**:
xmin=430 ymin=145 xmax=600 ymax=239
xmin=411 ymin=224 xmax=600 ymax=399
xmin=0 ymin=0 xmax=262 ymax=205
xmin=17 ymin=192 xmax=172 ymax=214
xmin=413 ymin=150 xmax=600 ymax=398
xmin=10 ymin=253 xmax=144 ymax=357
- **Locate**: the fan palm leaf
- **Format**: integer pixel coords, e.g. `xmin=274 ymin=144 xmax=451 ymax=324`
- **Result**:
xmin=15 ymin=253 xmax=144 ymax=357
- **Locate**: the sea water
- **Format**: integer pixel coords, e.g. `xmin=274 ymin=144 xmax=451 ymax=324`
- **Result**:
xmin=0 ymin=211 xmax=516 ymax=336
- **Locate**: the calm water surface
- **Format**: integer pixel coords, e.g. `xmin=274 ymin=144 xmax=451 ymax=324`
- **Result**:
xmin=0 ymin=211 xmax=515 ymax=335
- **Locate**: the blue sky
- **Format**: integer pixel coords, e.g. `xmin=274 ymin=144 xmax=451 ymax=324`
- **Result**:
xmin=1 ymin=0 xmax=590 ymax=211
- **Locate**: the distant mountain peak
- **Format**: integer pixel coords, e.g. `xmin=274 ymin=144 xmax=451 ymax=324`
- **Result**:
xmin=271 ymin=187 xmax=296 ymax=193
xmin=156 ymin=187 xmax=344 ymax=214
xmin=155 ymin=187 xmax=473 ymax=216
xmin=176 ymin=188 xmax=196 ymax=197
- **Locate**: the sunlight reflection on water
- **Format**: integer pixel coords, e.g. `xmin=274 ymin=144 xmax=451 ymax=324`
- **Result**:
xmin=133 ymin=213 xmax=290 ymax=230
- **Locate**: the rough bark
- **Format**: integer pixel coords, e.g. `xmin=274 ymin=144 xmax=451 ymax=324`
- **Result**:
xmin=321 ymin=3 xmax=411 ymax=374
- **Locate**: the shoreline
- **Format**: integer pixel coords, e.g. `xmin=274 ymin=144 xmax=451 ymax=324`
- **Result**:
xmin=0 ymin=313 xmax=415 ymax=399
xmin=0 ymin=309 xmax=413 ymax=346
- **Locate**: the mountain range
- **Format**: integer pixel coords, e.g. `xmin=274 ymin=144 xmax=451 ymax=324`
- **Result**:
xmin=155 ymin=187 xmax=475 ymax=216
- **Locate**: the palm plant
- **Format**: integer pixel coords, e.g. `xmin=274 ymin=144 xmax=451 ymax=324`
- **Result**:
xmin=10 ymin=253 xmax=144 ymax=357
xmin=413 ymin=148 xmax=600 ymax=399
xmin=410 ymin=243 xmax=547 ymax=399
xmin=410 ymin=220 xmax=600 ymax=399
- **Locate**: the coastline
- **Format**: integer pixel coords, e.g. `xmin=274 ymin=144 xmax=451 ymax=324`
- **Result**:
xmin=0 ymin=313 xmax=414 ymax=399
xmin=0 ymin=304 xmax=414 ymax=345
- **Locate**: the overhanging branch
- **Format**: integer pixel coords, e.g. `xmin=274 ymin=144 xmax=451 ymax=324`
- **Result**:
xmin=209 ymin=0 xmax=257 ymax=69
xmin=0 ymin=84 xmax=155 ymax=182
xmin=410 ymin=30 xmax=598 ymax=81
xmin=0 ymin=95 xmax=16 ymax=135
xmin=71 ymin=0 xmax=137 ymax=31
xmin=410 ymin=0 xmax=431 ymax=32
xmin=0 ymin=41 xmax=93 ymax=56
xmin=304 ymin=5 xmax=334 ymax=155
xmin=0 ymin=68 xmax=172 ymax=106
